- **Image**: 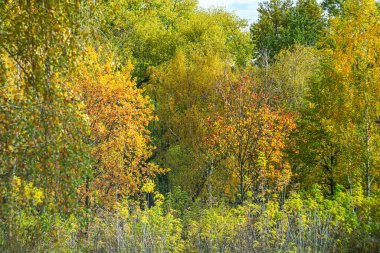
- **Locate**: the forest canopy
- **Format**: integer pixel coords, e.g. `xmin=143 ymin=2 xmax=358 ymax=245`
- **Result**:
xmin=0 ymin=0 xmax=379 ymax=252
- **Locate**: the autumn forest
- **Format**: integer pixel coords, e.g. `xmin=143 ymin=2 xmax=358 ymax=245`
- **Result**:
xmin=0 ymin=0 xmax=380 ymax=252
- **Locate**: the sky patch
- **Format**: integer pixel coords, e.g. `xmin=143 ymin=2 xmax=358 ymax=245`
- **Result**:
xmin=198 ymin=0 xmax=261 ymax=23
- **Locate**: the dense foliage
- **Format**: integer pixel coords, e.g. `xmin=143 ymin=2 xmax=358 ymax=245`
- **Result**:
xmin=0 ymin=0 xmax=379 ymax=252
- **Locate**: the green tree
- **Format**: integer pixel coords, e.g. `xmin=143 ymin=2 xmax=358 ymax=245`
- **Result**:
xmin=251 ymin=0 xmax=324 ymax=64
xmin=0 ymin=0 xmax=89 ymax=214
xmin=285 ymin=0 xmax=324 ymax=46
xmin=251 ymin=0 xmax=293 ymax=64
xmin=85 ymin=0 xmax=251 ymax=84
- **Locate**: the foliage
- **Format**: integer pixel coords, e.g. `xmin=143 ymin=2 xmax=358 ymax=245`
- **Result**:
xmin=149 ymin=49 xmax=230 ymax=199
xmin=1 ymin=0 xmax=380 ymax=252
xmin=270 ymin=44 xmax=321 ymax=109
xmin=73 ymin=48 xmax=165 ymax=207
xmin=83 ymin=197 xmax=184 ymax=253
xmin=293 ymin=0 xmax=380 ymax=196
xmin=0 ymin=0 xmax=90 ymax=216
xmin=86 ymin=0 xmax=251 ymax=83
xmin=251 ymin=0 xmax=324 ymax=64
xmin=184 ymin=188 xmax=380 ymax=252
xmin=207 ymin=75 xmax=296 ymax=202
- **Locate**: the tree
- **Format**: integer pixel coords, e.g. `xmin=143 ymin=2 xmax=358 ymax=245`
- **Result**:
xmin=149 ymin=49 xmax=230 ymax=199
xmin=270 ymin=44 xmax=321 ymax=109
xmin=322 ymin=0 xmax=344 ymax=16
xmin=250 ymin=0 xmax=324 ymax=64
xmin=285 ymin=0 xmax=324 ymax=46
xmin=251 ymin=0 xmax=292 ymax=64
xmin=0 ymin=0 xmax=89 ymax=215
xmin=208 ymin=75 xmax=296 ymax=202
xmin=324 ymin=0 xmax=380 ymax=195
xmin=294 ymin=0 xmax=380 ymax=196
xmin=291 ymin=59 xmax=344 ymax=196
xmin=85 ymin=0 xmax=251 ymax=85
xmin=74 ymin=48 xmax=165 ymax=207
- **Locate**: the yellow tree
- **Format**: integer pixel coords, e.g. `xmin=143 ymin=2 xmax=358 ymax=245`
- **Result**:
xmin=208 ymin=75 xmax=296 ymax=202
xmin=149 ymin=50 xmax=230 ymax=199
xmin=0 ymin=0 xmax=89 ymax=214
xmin=74 ymin=48 xmax=164 ymax=207
xmin=296 ymin=0 xmax=380 ymax=195
xmin=270 ymin=44 xmax=321 ymax=109
xmin=325 ymin=0 xmax=380 ymax=195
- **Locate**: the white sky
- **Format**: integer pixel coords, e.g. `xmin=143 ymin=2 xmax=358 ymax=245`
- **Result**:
xmin=198 ymin=0 xmax=261 ymax=23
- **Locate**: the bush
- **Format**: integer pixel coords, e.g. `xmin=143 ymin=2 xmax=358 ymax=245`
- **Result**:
xmin=83 ymin=197 xmax=184 ymax=252
xmin=182 ymin=188 xmax=379 ymax=253
xmin=1 ymin=187 xmax=379 ymax=252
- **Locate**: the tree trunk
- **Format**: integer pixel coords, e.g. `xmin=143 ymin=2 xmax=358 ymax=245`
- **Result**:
xmin=365 ymin=115 xmax=371 ymax=196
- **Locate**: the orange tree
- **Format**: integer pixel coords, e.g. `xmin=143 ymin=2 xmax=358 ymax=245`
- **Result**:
xmin=206 ymin=75 xmax=296 ymax=202
xmin=73 ymin=48 xmax=165 ymax=208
